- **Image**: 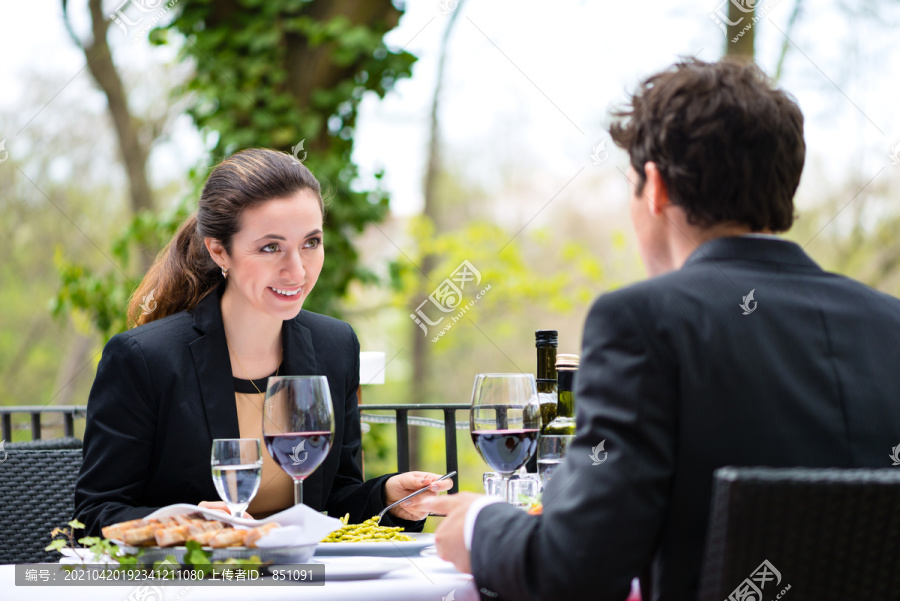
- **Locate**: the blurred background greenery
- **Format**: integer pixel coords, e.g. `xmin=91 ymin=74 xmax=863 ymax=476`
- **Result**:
xmin=2 ymin=1 xmax=900 ymax=528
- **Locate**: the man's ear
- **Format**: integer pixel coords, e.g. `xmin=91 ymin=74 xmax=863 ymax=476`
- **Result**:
xmin=204 ymin=238 xmax=228 ymax=270
xmin=642 ymin=162 xmax=670 ymax=216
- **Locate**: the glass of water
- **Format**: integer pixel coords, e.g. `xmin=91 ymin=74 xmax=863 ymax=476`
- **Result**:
xmin=211 ymin=438 xmax=262 ymax=519
xmin=508 ymin=473 xmax=542 ymax=507
xmin=537 ymin=435 xmax=575 ymax=488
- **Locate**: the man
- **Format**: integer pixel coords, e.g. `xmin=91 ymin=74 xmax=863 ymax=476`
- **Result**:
xmin=422 ymin=58 xmax=900 ymax=601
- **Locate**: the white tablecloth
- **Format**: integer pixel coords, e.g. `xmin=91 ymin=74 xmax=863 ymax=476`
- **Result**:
xmin=0 ymin=556 xmax=479 ymax=601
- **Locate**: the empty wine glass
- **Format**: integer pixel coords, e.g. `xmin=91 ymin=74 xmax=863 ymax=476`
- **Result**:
xmin=263 ymin=375 xmax=335 ymax=506
xmin=211 ymin=438 xmax=262 ymax=519
xmin=469 ymin=373 xmax=541 ymax=503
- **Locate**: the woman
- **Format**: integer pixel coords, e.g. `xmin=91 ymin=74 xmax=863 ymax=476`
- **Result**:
xmin=75 ymin=148 xmax=449 ymax=536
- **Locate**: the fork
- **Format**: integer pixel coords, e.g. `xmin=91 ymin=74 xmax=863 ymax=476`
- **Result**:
xmin=375 ymin=471 xmax=457 ymax=523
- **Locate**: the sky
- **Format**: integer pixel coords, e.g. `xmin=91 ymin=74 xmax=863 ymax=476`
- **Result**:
xmin=1 ymin=0 xmax=899 ymax=219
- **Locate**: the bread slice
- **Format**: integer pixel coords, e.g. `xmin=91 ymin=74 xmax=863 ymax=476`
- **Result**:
xmin=122 ymin=523 xmax=161 ymax=546
xmin=207 ymin=528 xmax=247 ymax=548
xmin=101 ymin=518 xmax=152 ymax=541
xmin=154 ymin=525 xmax=190 ymax=547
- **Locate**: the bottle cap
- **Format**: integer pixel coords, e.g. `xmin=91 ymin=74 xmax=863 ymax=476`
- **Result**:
xmin=556 ymin=354 xmax=580 ymax=368
xmin=535 ymin=330 xmax=558 ymax=347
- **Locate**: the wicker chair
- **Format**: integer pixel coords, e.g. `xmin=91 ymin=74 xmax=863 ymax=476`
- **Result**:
xmin=698 ymin=467 xmax=900 ymax=601
xmin=0 ymin=449 xmax=83 ymax=563
xmin=5 ymin=437 xmax=82 ymax=450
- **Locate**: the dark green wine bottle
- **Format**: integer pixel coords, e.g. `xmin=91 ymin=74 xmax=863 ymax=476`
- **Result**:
xmin=545 ymin=354 xmax=578 ymax=435
xmin=535 ymin=330 xmax=558 ymax=432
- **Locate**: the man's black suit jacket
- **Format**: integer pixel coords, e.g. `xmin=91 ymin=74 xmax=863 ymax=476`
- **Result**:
xmin=471 ymin=236 xmax=900 ymax=601
xmin=75 ymin=284 xmax=418 ymax=536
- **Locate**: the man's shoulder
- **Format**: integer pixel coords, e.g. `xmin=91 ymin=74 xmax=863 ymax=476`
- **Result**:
xmin=591 ymin=259 xmax=900 ymax=323
xmin=588 ymin=270 xmax=701 ymax=316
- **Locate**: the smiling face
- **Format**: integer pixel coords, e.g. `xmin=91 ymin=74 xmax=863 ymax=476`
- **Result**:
xmin=208 ymin=189 xmax=324 ymax=323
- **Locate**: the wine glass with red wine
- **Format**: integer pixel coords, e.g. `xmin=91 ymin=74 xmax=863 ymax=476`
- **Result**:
xmin=469 ymin=373 xmax=541 ymax=503
xmin=263 ymin=375 xmax=335 ymax=506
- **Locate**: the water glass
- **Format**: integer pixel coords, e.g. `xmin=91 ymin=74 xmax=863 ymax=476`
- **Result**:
xmin=537 ymin=434 xmax=575 ymax=488
xmin=211 ymin=438 xmax=263 ymax=519
xmin=483 ymin=472 xmax=505 ymax=498
xmin=507 ymin=473 xmax=542 ymax=508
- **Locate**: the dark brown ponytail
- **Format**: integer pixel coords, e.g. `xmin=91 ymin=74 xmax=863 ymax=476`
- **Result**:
xmin=127 ymin=149 xmax=324 ymax=328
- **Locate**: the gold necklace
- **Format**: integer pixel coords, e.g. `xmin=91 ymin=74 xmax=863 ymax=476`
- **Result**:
xmin=226 ymin=338 xmax=282 ymax=398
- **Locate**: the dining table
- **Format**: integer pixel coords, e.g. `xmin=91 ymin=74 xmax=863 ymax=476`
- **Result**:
xmin=0 ymin=549 xmax=480 ymax=601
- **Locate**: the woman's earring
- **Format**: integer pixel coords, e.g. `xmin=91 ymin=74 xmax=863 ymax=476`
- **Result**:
xmin=221 ymin=267 xmax=228 ymax=279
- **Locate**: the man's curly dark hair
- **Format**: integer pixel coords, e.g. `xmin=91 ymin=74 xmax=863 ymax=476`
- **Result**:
xmin=609 ymin=58 xmax=805 ymax=232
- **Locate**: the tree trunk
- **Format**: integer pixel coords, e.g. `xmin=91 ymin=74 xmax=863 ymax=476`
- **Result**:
xmin=198 ymin=0 xmax=403 ymax=159
xmin=409 ymin=1 xmax=466 ymax=468
xmin=725 ymin=1 xmax=755 ymax=59
xmin=62 ymin=0 xmax=155 ymax=270
xmin=51 ymin=332 xmax=94 ymax=407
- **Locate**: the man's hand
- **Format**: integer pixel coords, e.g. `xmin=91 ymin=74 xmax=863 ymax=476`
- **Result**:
xmin=420 ymin=492 xmax=482 ymax=574
xmin=384 ymin=472 xmax=453 ymax=521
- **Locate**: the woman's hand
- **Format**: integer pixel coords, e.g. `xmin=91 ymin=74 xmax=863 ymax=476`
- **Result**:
xmin=384 ymin=472 xmax=453 ymax=521
xmin=198 ymin=501 xmax=254 ymax=520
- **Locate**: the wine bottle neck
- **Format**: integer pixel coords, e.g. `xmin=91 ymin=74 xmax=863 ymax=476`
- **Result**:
xmin=536 ymin=346 xmax=557 ymax=381
xmin=556 ymin=369 xmax=577 ymax=419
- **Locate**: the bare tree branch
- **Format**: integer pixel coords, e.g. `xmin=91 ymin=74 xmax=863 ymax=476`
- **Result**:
xmin=774 ymin=0 xmax=804 ymax=82
xmin=61 ymin=0 xmax=154 ymax=225
xmin=410 ymin=0 xmax=466 ymax=465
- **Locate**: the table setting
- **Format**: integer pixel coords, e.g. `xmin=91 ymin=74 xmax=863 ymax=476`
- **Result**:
xmin=1 ymin=369 xmax=580 ymax=600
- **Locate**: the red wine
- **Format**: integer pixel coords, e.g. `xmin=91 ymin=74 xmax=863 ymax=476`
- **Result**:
xmin=472 ymin=428 xmax=540 ymax=475
xmin=264 ymin=432 xmax=332 ymax=479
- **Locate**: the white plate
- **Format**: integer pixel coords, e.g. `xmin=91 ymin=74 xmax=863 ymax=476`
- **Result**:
xmin=271 ymin=557 xmax=409 ymax=581
xmin=314 ymin=532 xmax=435 ymax=557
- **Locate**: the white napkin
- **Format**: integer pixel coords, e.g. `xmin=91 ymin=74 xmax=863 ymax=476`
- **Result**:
xmin=359 ymin=351 xmax=386 ymax=385
xmin=253 ymin=525 xmax=310 ymax=547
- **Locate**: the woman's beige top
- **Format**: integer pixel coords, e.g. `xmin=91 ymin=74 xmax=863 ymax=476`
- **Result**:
xmin=234 ymin=383 xmax=294 ymax=518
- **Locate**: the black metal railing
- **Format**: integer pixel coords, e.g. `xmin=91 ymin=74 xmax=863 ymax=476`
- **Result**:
xmin=0 ymin=406 xmax=86 ymax=442
xmin=0 ymin=404 xmax=470 ymax=492
xmin=359 ymin=403 xmax=470 ymax=494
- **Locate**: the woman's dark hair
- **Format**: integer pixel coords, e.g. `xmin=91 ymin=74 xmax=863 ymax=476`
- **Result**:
xmin=609 ymin=57 xmax=805 ymax=232
xmin=127 ymin=148 xmax=324 ymax=327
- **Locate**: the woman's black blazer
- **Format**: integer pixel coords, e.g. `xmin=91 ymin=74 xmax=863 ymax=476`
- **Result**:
xmin=75 ymin=284 xmax=415 ymax=535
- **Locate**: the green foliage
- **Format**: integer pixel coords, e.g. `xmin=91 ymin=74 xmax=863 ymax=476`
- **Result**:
xmin=389 ymin=216 xmax=607 ymax=315
xmin=52 ymin=200 xmax=192 ymax=341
